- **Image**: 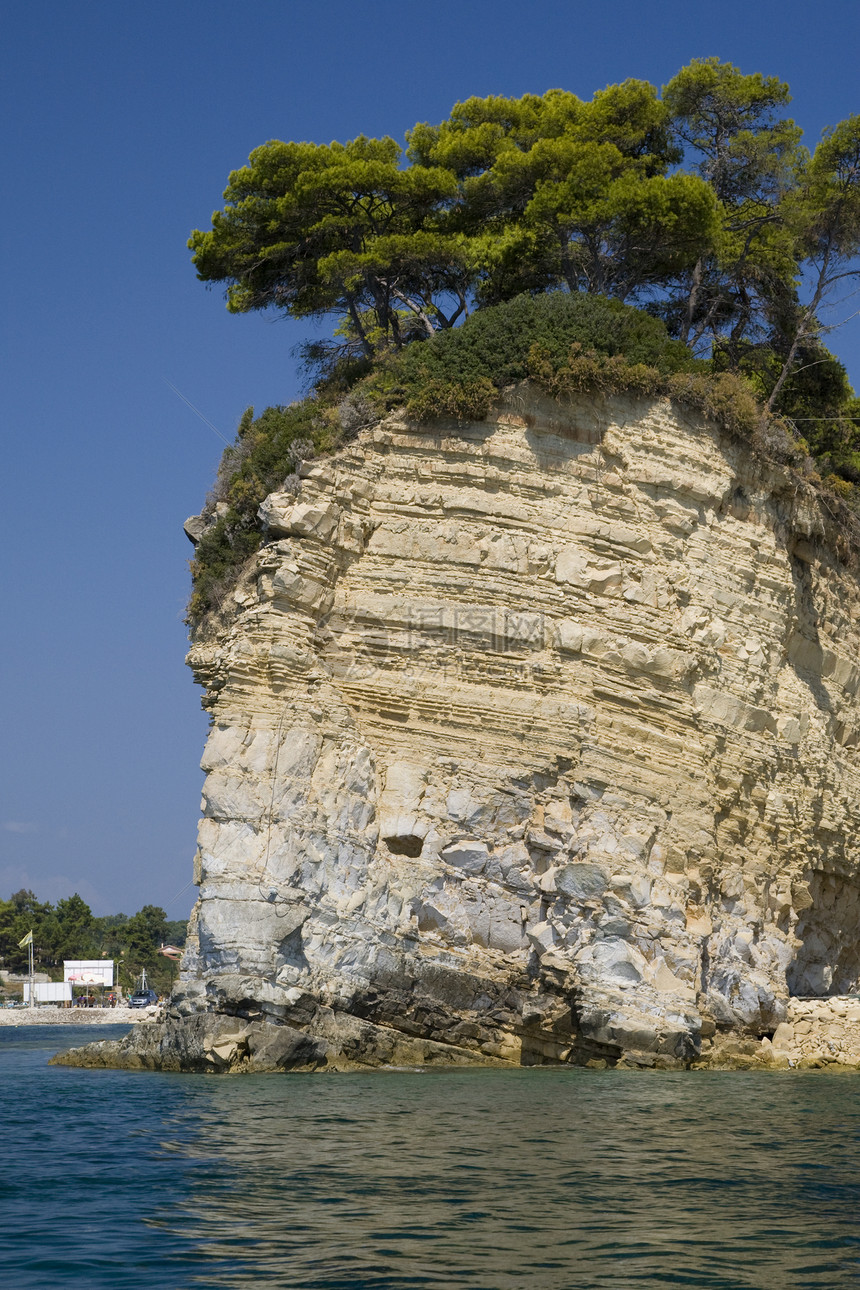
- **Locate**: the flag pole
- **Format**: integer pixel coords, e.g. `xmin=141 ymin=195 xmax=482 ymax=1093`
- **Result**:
xmin=19 ymin=930 xmax=35 ymax=1007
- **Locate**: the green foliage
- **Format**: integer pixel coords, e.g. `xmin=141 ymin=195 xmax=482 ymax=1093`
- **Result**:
xmin=719 ymin=338 xmax=860 ymax=479
xmin=525 ymin=336 xmax=763 ymax=442
xmin=761 ymin=114 xmax=860 ymax=415
xmin=665 ymin=370 xmax=764 ymax=441
xmin=188 ymin=515 xmax=262 ymax=624
xmin=474 ymin=130 xmax=717 ymax=302
xmin=376 ymin=290 xmax=825 ymax=468
xmin=663 ymin=57 xmax=800 ymax=205
xmin=189 ymin=135 xmax=472 ymax=355
xmin=189 ymin=79 xmax=717 ymax=351
xmin=795 ymin=114 xmax=860 ymax=264
xmin=190 ymin=62 xmax=859 ymax=418
xmin=375 ymin=292 xmax=697 ymax=414
xmin=356 ymin=292 xmax=699 ymax=423
xmin=188 ymin=399 xmax=343 ymax=622
xmin=403 ymin=376 xmax=497 ymax=422
xmin=118 ymin=905 xmax=174 ymax=991
xmin=53 ymin=894 xmax=96 ymax=961
xmin=657 ymin=58 xmax=805 ymax=354
xmin=0 ymin=890 xmax=53 ymax=973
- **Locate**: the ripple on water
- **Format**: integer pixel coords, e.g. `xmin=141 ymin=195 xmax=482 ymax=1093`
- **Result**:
xmin=2 ymin=1029 xmax=860 ymax=1288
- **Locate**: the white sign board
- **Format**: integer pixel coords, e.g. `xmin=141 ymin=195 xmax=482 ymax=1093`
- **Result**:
xmin=63 ymin=960 xmax=114 ymax=987
xmin=24 ymin=982 xmax=72 ymax=1003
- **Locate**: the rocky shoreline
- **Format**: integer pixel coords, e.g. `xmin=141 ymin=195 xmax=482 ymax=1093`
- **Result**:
xmin=1 ymin=1006 xmax=154 ymax=1027
xmin=49 ymin=996 xmax=860 ymax=1073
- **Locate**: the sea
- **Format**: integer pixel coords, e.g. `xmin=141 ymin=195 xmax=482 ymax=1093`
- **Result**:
xmin=2 ymin=1025 xmax=860 ymax=1289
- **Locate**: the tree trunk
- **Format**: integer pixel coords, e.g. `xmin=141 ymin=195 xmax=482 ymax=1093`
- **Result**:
xmin=390 ymin=289 xmax=437 ymax=338
xmin=764 ymin=311 xmax=814 ymax=416
xmin=681 ymin=257 xmax=704 ymax=347
xmin=346 ymin=295 xmax=374 ymax=359
xmin=764 ymin=247 xmax=832 ymax=417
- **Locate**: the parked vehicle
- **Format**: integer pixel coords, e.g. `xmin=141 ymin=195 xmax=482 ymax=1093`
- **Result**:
xmin=128 ymin=989 xmax=158 ymax=1008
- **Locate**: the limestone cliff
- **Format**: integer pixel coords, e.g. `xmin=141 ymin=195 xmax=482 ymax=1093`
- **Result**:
xmin=62 ymin=386 xmax=860 ymax=1071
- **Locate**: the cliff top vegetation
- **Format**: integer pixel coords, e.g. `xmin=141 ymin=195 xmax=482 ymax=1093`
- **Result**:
xmin=186 ymin=60 xmax=860 ymax=626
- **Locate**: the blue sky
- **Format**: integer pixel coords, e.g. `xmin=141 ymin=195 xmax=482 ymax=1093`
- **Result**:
xmin=2 ymin=0 xmax=858 ymax=917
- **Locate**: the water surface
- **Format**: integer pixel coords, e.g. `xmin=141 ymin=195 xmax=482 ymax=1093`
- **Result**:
xmin=2 ymin=1026 xmax=859 ymax=1288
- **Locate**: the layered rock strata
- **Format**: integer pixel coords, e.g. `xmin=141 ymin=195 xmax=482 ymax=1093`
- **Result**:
xmin=59 ymin=386 xmax=860 ymax=1072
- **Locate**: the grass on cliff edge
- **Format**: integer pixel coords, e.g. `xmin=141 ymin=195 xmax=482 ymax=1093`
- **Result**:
xmin=188 ymin=293 xmax=860 ymax=627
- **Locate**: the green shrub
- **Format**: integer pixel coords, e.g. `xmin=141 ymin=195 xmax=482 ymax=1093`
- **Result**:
xmin=823 ymin=473 xmax=857 ymax=501
xmin=529 ymin=343 xmax=664 ymax=399
xmin=404 ymin=376 xmax=496 ymax=422
xmin=390 ymin=292 xmax=697 ymax=396
xmin=665 ymin=371 xmax=760 ymax=439
xmin=188 ymin=515 xmax=262 ymax=622
xmin=187 ymin=399 xmax=345 ymax=624
xmin=352 ymin=292 xmax=703 ymax=427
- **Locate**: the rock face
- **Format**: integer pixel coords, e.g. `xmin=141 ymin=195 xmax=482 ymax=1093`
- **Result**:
xmin=61 ymin=386 xmax=860 ymax=1072
xmin=771 ymin=997 xmax=860 ymax=1067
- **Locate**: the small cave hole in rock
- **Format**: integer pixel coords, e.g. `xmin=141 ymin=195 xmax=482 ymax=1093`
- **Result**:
xmin=787 ymin=872 xmax=860 ymax=996
xmin=276 ymin=926 xmax=309 ymax=973
xmin=384 ymin=835 xmax=424 ymax=858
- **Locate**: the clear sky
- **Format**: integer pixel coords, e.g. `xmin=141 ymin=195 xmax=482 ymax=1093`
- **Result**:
xmin=2 ymin=0 xmax=858 ymax=917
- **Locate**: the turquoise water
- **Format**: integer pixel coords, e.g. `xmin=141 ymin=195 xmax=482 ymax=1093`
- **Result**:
xmin=2 ymin=1026 xmax=860 ymax=1288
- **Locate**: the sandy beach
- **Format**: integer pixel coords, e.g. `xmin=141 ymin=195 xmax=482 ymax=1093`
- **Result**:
xmin=0 ymin=1006 xmax=153 ymax=1026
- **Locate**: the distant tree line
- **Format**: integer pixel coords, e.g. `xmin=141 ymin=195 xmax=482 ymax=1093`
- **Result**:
xmin=0 ymin=890 xmax=187 ymax=994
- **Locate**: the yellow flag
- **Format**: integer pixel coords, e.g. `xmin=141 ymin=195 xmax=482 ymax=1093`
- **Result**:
xmin=18 ymin=930 xmax=33 ymax=948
